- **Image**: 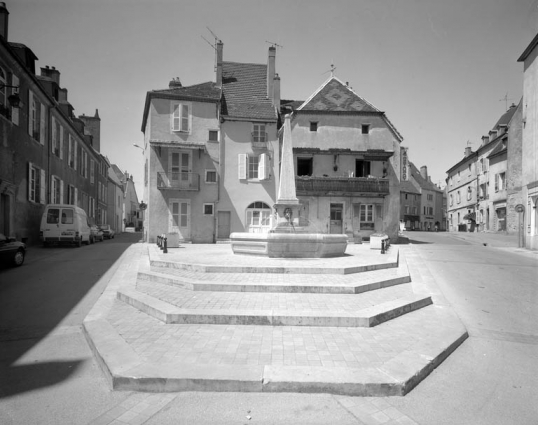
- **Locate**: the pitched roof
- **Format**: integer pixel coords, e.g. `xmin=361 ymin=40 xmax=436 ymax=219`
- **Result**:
xmin=487 ymin=139 xmax=507 ymax=158
xmin=400 ymin=179 xmax=421 ymax=194
xmin=410 ymin=162 xmax=442 ymax=192
xmin=518 ymin=32 xmax=538 ymax=62
xmin=492 ymin=103 xmax=518 ymax=130
xmin=152 ymin=81 xmax=221 ymax=102
xmin=221 ymin=61 xmax=277 ymax=121
xmin=298 ymin=77 xmax=380 ymax=113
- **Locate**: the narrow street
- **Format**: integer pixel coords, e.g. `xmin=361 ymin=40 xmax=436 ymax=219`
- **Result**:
xmin=0 ymin=232 xmax=537 ymax=425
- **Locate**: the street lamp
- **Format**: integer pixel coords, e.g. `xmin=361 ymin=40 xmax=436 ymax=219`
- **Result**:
xmin=133 ymin=143 xmax=144 ymax=154
xmin=0 ymin=84 xmax=21 ymax=108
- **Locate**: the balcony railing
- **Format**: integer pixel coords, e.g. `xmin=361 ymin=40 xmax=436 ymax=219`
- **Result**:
xmin=157 ymin=172 xmax=200 ymax=191
xmin=296 ymin=176 xmax=390 ymax=196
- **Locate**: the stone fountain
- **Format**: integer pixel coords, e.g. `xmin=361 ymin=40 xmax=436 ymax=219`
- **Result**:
xmin=230 ymin=115 xmax=348 ymax=258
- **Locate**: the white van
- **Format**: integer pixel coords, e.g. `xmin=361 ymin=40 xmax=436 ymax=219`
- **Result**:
xmin=40 ymin=204 xmax=91 ymax=247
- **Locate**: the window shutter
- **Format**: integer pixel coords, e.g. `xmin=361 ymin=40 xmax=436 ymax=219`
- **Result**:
xmin=238 ymin=154 xmax=247 ymax=179
xmin=60 ymin=180 xmax=64 ymax=203
xmin=28 ymin=90 xmax=34 ymax=136
xmin=40 ymin=103 xmax=46 ymax=145
xmin=74 ymin=141 xmax=78 ymax=170
xmin=11 ymin=75 xmax=19 ymax=125
xmin=60 ymin=126 xmax=64 ymax=159
xmin=28 ymin=162 xmax=33 ymax=200
xmin=172 ymin=104 xmax=180 ymax=131
xmin=40 ymin=168 xmax=46 ymax=204
xmin=51 ymin=117 xmax=56 ymax=153
xmin=75 ymin=188 xmax=78 ymax=206
xmin=258 ymin=153 xmax=269 ymax=180
xmin=181 ymin=104 xmax=189 ymax=132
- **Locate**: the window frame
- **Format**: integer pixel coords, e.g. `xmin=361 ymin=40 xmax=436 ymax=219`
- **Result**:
xmin=203 ymin=203 xmax=214 ymax=216
xmin=205 ymin=169 xmax=217 ymax=184
xmin=171 ymin=102 xmax=191 ymax=133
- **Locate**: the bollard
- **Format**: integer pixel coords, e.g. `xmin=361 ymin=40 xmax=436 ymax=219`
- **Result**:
xmin=163 ymin=236 xmax=168 ymax=254
xmin=157 ymin=235 xmax=161 ymax=247
xmin=381 ymin=239 xmax=385 ymax=254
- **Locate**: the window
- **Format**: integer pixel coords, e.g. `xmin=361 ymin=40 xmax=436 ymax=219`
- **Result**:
xmin=427 ymin=194 xmax=433 ymax=201
xmin=467 ymin=186 xmax=472 ymax=200
xmin=52 ymin=117 xmax=62 ymax=157
xmin=359 ymin=204 xmax=374 ymax=230
xmin=245 ymin=202 xmax=271 ymax=233
xmin=67 ymin=185 xmax=76 ymax=205
xmin=203 ymin=203 xmax=214 ymax=216
xmin=205 ymin=170 xmax=217 ymax=183
xmin=405 ymin=194 xmax=408 ymax=200
xmin=28 ymin=91 xmax=46 ymax=145
xmin=468 ymin=164 xmax=472 ymax=176
xmin=208 ymin=130 xmax=219 ymax=142
xmin=90 ymin=159 xmax=95 ymax=184
xmin=171 ymin=103 xmax=190 ymax=132
xmin=51 ymin=176 xmax=63 ymax=204
xmin=0 ymin=67 xmax=6 ymax=110
xmin=356 ymin=160 xmax=371 ymax=177
xmin=238 ymin=154 xmax=270 ymax=180
xmin=81 ymin=150 xmax=88 ymax=178
xmin=252 ymin=124 xmax=266 ymax=143
xmin=68 ymin=136 xmax=75 ymax=169
xmin=297 ymin=157 xmax=313 ymax=176
xmin=361 ymin=124 xmax=370 ymax=134
xmin=90 ymin=197 xmax=95 ymax=218
xmin=413 ymin=206 xmax=418 ymax=214
xmin=495 ymin=172 xmax=505 ymax=192
xmin=405 ymin=205 xmax=409 ymax=214
xmin=310 ymin=122 xmax=318 ymax=132
xmin=28 ymin=163 xmax=45 ymax=204
xmin=457 ymin=190 xmax=461 ymax=204
xmin=450 ymin=194 xmax=453 ymax=206
xmin=457 ymin=171 xmax=461 ymax=182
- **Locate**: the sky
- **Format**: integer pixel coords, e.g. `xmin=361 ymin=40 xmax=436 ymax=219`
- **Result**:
xmin=7 ymin=0 xmax=538 ymax=197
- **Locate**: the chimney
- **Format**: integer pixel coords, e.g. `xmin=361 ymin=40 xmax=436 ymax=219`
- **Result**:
xmin=489 ymin=129 xmax=497 ymax=140
xmin=267 ymin=46 xmax=276 ymax=100
xmin=420 ymin=166 xmax=428 ymax=180
xmin=464 ymin=147 xmax=472 ymax=157
xmin=79 ymin=109 xmax=101 ymax=152
xmin=168 ymin=77 xmax=182 ymax=89
xmin=216 ymin=40 xmax=223 ymax=87
xmin=58 ymin=88 xmax=68 ymax=103
xmin=273 ymin=73 xmax=281 ymax=109
xmin=41 ymin=65 xmax=61 ymax=86
xmin=0 ymin=2 xmax=8 ymax=41
xmin=481 ymin=135 xmax=489 ymax=146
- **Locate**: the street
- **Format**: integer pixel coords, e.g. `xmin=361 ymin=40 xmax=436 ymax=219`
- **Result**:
xmin=1 ymin=231 xmax=537 ymax=425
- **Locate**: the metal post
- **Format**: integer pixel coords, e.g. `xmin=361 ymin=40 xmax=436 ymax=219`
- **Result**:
xmin=381 ymin=239 xmax=385 ymax=254
xmin=163 ymin=236 xmax=168 ymax=254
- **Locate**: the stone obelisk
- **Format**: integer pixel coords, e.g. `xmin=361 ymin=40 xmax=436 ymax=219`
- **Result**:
xmin=272 ymin=114 xmax=302 ymax=231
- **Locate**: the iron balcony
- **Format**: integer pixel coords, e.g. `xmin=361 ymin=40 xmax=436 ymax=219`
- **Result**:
xmin=296 ymin=176 xmax=390 ymax=196
xmin=157 ymin=172 xmax=200 ymax=191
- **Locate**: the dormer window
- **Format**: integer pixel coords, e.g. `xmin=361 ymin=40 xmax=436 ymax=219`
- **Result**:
xmin=310 ymin=122 xmax=318 ymax=132
xmin=361 ymin=124 xmax=370 ymax=134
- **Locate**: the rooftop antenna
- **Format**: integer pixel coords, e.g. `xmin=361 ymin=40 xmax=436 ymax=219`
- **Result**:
xmin=321 ymin=62 xmax=337 ymax=77
xmin=265 ymin=40 xmax=284 ymax=50
xmin=204 ymin=27 xmax=221 ymax=72
xmin=499 ymin=92 xmax=514 ymax=111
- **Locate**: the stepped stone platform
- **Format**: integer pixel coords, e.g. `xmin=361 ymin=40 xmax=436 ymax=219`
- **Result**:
xmin=83 ymin=243 xmax=468 ymax=396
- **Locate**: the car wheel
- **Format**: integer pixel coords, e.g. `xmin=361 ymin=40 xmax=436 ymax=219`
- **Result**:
xmin=90 ymin=236 xmax=94 ymax=244
xmin=13 ymin=249 xmax=25 ymax=266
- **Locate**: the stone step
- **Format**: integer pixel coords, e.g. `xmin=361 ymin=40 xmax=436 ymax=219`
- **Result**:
xmin=141 ymin=261 xmax=411 ymax=294
xmin=84 ymin=299 xmax=468 ymax=396
xmin=148 ymin=244 xmax=399 ymax=275
xmin=117 ymin=283 xmax=432 ymax=327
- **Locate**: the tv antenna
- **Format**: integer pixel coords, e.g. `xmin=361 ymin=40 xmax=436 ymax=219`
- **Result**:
xmin=499 ymin=92 xmax=514 ymax=110
xmin=265 ymin=40 xmax=284 ymax=49
xmin=203 ymin=27 xmax=221 ymax=71
xmin=321 ymin=63 xmax=337 ymax=77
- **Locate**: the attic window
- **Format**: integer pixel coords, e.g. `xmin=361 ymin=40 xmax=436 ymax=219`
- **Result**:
xmin=362 ymin=124 xmax=370 ymax=134
xmin=310 ymin=122 xmax=318 ymax=132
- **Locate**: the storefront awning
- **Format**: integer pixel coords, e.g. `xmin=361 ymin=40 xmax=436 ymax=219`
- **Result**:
xmin=463 ymin=212 xmax=476 ymax=221
xmin=149 ymin=139 xmax=206 ymax=149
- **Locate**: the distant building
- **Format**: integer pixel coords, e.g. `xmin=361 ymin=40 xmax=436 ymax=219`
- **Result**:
xmin=111 ymin=165 xmax=139 ymax=230
xmin=518 ymin=33 xmax=538 ymax=250
xmin=107 ymin=165 xmax=124 ymax=233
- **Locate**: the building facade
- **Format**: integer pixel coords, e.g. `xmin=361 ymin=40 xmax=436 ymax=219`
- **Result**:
xmin=0 ymin=3 xmax=107 ymax=244
xmin=407 ymin=163 xmax=444 ymax=231
xmin=518 ymin=33 xmax=538 ymax=250
xmin=282 ymin=77 xmax=403 ymax=241
xmin=107 ymin=165 xmax=124 ymax=234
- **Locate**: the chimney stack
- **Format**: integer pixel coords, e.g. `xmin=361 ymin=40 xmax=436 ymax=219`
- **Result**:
xmin=420 ymin=166 xmax=428 ymax=180
xmin=216 ymin=40 xmax=223 ymax=87
xmin=481 ymin=135 xmax=489 ymax=146
xmin=464 ymin=147 xmax=472 ymax=157
xmin=267 ymin=46 xmax=276 ymax=100
xmin=0 ymin=2 xmax=8 ymax=41
xmin=41 ymin=65 xmax=61 ymax=86
xmin=168 ymin=77 xmax=182 ymax=89
xmin=273 ymin=73 xmax=281 ymax=110
xmin=489 ymin=129 xmax=498 ymax=140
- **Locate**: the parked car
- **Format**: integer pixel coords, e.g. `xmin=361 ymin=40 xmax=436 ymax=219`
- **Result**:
xmin=90 ymin=225 xmax=104 ymax=243
xmin=0 ymin=233 xmax=26 ymax=267
xmin=99 ymin=225 xmax=115 ymax=239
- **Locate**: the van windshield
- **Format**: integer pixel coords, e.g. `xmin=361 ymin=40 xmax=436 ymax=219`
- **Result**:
xmin=61 ymin=209 xmax=74 ymax=224
xmin=47 ymin=209 xmax=60 ymax=224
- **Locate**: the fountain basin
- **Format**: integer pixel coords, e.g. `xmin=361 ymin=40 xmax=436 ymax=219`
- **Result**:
xmin=230 ymin=232 xmax=348 ymax=258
